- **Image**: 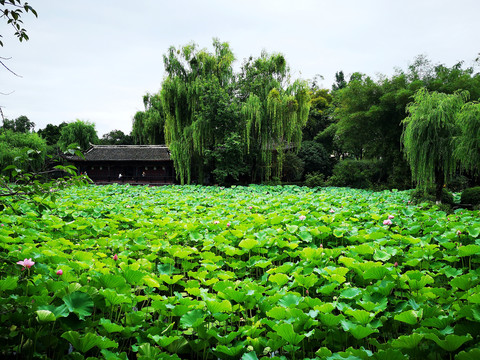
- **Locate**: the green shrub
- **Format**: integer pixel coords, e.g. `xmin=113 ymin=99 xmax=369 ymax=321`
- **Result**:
xmin=410 ymin=187 xmax=454 ymax=205
xmin=304 ymin=172 xmax=325 ymax=187
xmin=460 ymin=186 xmax=480 ymax=205
xmin=327 ymin=159 xmax=383 ymax=189
xmin=447 ymin=174 xmax=470 ymax=192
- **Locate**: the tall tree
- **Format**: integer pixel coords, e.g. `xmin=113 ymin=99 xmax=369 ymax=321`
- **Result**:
xmin=454 ymin=101 xmax=480 ymax=176
xmin=58 ymin=120 xmax=99 ymax=151
xmin=132 ymin=93 xmax=165 ymax=145
xmin=37 ymin=122 xmax=68 ymax=146
xmin=401 ymin=88 xmax=466 ymax=202
xmin=161 ymin=39 xmax=238 ymax=184
xmin=100 ymin=129 xmax=133 ymax=145
xmin=239 ymin=51 xmax=310 ymax=181
xmin=1 ymin=115 xmax=34 ymax=132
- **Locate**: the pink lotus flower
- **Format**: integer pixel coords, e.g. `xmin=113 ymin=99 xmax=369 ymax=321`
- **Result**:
xmin=388 ymin=215 xmax=394 ymax=219
xmin=329 ymin=209 xmax=335 ymax=213
xmin=320 ymin=244 xmax=323 ymax=248
xmin=383 ymin=219 xmax=392 ymax=225
xmin=226 ymin=222 xmax=231 ymax=227
xmin=248 ymin=206 xmax=252 ymax=210
xmin=113 ymin=254 xmax=118 ymax=261
xmin=213 ymin=220 xmax=220 ymax=224
xmin=394 ymin=262 xmax=398 ymax=267
xmin=299 ymin=215 xmax=306 ymax=221
xmin=56 ymin=269 xmax=63 ymax=276
xmin=17 ymin=258 xmax=35 ymax=269
xmin=457 ymin=230 xmax=462 ymax=235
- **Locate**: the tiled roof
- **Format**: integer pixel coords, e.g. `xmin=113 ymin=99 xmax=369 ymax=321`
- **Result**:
xmin=71 ymin=145 xmax=171 ymax=161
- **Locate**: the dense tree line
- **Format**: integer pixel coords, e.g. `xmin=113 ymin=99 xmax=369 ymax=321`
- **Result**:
xmin=2 ymin=39 xmax=479 ymax=199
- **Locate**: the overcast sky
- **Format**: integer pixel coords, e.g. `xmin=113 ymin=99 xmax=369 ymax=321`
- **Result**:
xmin=1 ymin=0 xmax=479 ymax=137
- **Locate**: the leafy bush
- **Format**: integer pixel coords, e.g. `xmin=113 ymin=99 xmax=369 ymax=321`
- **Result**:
xmin=410 ymin=187 xmax=454 ymax=205
xmin=448 ymin=174 xmax=470 ymax=192
xmin=282 ymin=152 xmax=304 ymax=182
xmin=461 ymin=186 xmax=480 ymax=205
xmin=297 ymin=141 xmax=334 ymax=177
xmin=304 ymin=172 xmax=325 ymax=187
xmin=327 ymin=159 xmax=383 ymax=189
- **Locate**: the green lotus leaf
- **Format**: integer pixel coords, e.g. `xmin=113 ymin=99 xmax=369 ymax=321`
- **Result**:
xmin=100 ymin=288 xmax=131 ymax=306
xmin=62 ymin=292 xmax=94 ymax=320
xmin=458 ymin=244 xmax=480 ymax=257
xmin=0 ymin=276 xmax=18 ymax=291
xmin=214 ymin=343 xmax=246 ymax=357
xmin=319 ymin=313 xmax=345 ymax=326
xmin=344 ymin=309 xmax=374 ymax=325
xmin=99 ymin=274 xmax=127 ymax=289
xmin=340 ymin=320 xmax=378 ymax=340
xmin=450 ymin=274 xmax=479 ymax=290
xmin=180 ymin=309 xmax=205 ymax=329
xmin=467 ymin=225 xmax=480 ymax=238
xmin=340 ymin=287 xmax=362 ymax=299
xmin=456 ymin=348 xmax=480 ymax=360
xmin=315 ymin=347 xmax=332 ymax=358
xmin=238 ymin=238 xmax=259 ymax=250
xmin=363 ymin=266 xmax=390 ymax=280
xmin=268 ymin=273 xmax=290 ymax=287
xmin=274 ymin=323 xmax=305 ymax=345
xmin=298 ymin=230 xmax=312 ymax=242
xmin=206 ymin=299 xmax=232 ymax=314
xmin=266 ymin=306 xmax=287 ymax=320
xmin=160 ymin=274 xmax=183 ymax=285
xmin=36 ymin=309 xmax=56 ymax=323
xmin=424 ymin=333 xmax=472 ymax=352
xmin=99 ymin=318 xmax=125 ymax=333
xmin=391 ymin=333 xmax=424 ymax=349
xmin=122 ymin=269 xmax=144 ymax=285
xmin=314 ymin=302 xmax=335 ymax=314
xmin=373 ymin=249 xmax=391 ymax=262
xmin=241 ymin=351 xmax=259 ymax=360
xmin=394 ymin=310 xmax=421 ymax=325
xmin=286 ymin=224 xmax=298 ymax=233
xmin=278 ymin=293 xmax=301 ymax=308
xmin=143 ymin=275 xmax=160 ymax=287
xmin=38 ymin=304 xmax=70 ymax=318
xmin=100 ymin=349 xmax=129 ymax=360
xmin=294 ymin=272 xmax=318 ymax=288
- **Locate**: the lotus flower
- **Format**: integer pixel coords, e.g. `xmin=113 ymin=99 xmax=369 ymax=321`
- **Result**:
xmin=388 ymin=215 xmax=394 ymax=219
xmin=226 ymin=222 xmax=231 ymax=227
xmin=213 ymin=220 xmax=219 ymax=224
xmin=329 ymin=209 xmax=335 ymax=213
xmin=383 ymin=219 xmax=392 ymax=225
xmin=113 ymin=254 xmax=118 ymax=261
xmin=56 ymin=269 xmax=63 ymax=276
xmin=17 ymin=258 xmax=35 ymax=268
xmin=299 ymin=215 xmax=306 ymax=221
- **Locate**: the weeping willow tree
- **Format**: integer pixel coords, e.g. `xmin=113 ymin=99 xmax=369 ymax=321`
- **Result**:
xmin=455 ymin=101 xmax=480 ymax=176
xmin=161 ymin=39 xmax=236 ymax=184
xmin=241 ymin=51 xmax=310 ymax=181
xmin=131 ymin=93 xmax=165 ymax=145
xmin=402 ymin=88 xmax=466 ymax=202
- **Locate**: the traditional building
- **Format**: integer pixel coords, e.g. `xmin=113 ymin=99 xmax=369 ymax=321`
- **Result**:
xmin=67 ymin=145 xmax=175 ymax=185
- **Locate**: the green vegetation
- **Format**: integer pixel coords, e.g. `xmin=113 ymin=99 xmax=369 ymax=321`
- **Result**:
xmin=461 ymin=187 xmax=480 ymax=206
xmin=1 ymin=185 xmax=479 ymax=359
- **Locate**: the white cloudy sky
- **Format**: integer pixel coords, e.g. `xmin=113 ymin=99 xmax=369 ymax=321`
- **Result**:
xmin=1 ymin=0 xmax=479 ymax=137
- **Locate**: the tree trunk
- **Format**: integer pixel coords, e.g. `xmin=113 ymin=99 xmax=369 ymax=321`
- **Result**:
xmin=435 ymin=168 xmax=444 ymax=204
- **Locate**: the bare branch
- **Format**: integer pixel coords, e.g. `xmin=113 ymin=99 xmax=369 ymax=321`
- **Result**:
xmin=0 ymin=58 xmax=22 ymax=77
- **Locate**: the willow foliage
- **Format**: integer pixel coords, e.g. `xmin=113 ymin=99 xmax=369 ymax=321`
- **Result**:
xmin=455 ymin=101 xmax=480 ymax=175
xmin=402 ymin=88 xmax=466 ymax=193
xmin=132 ymin=94 xmax=165 ymax=145
xmin=161 ymin=40 xmax=236 ymax=184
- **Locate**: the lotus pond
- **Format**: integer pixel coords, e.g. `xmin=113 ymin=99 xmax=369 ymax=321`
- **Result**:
xmin=1 ymin=185 xmax=480 ymax=360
